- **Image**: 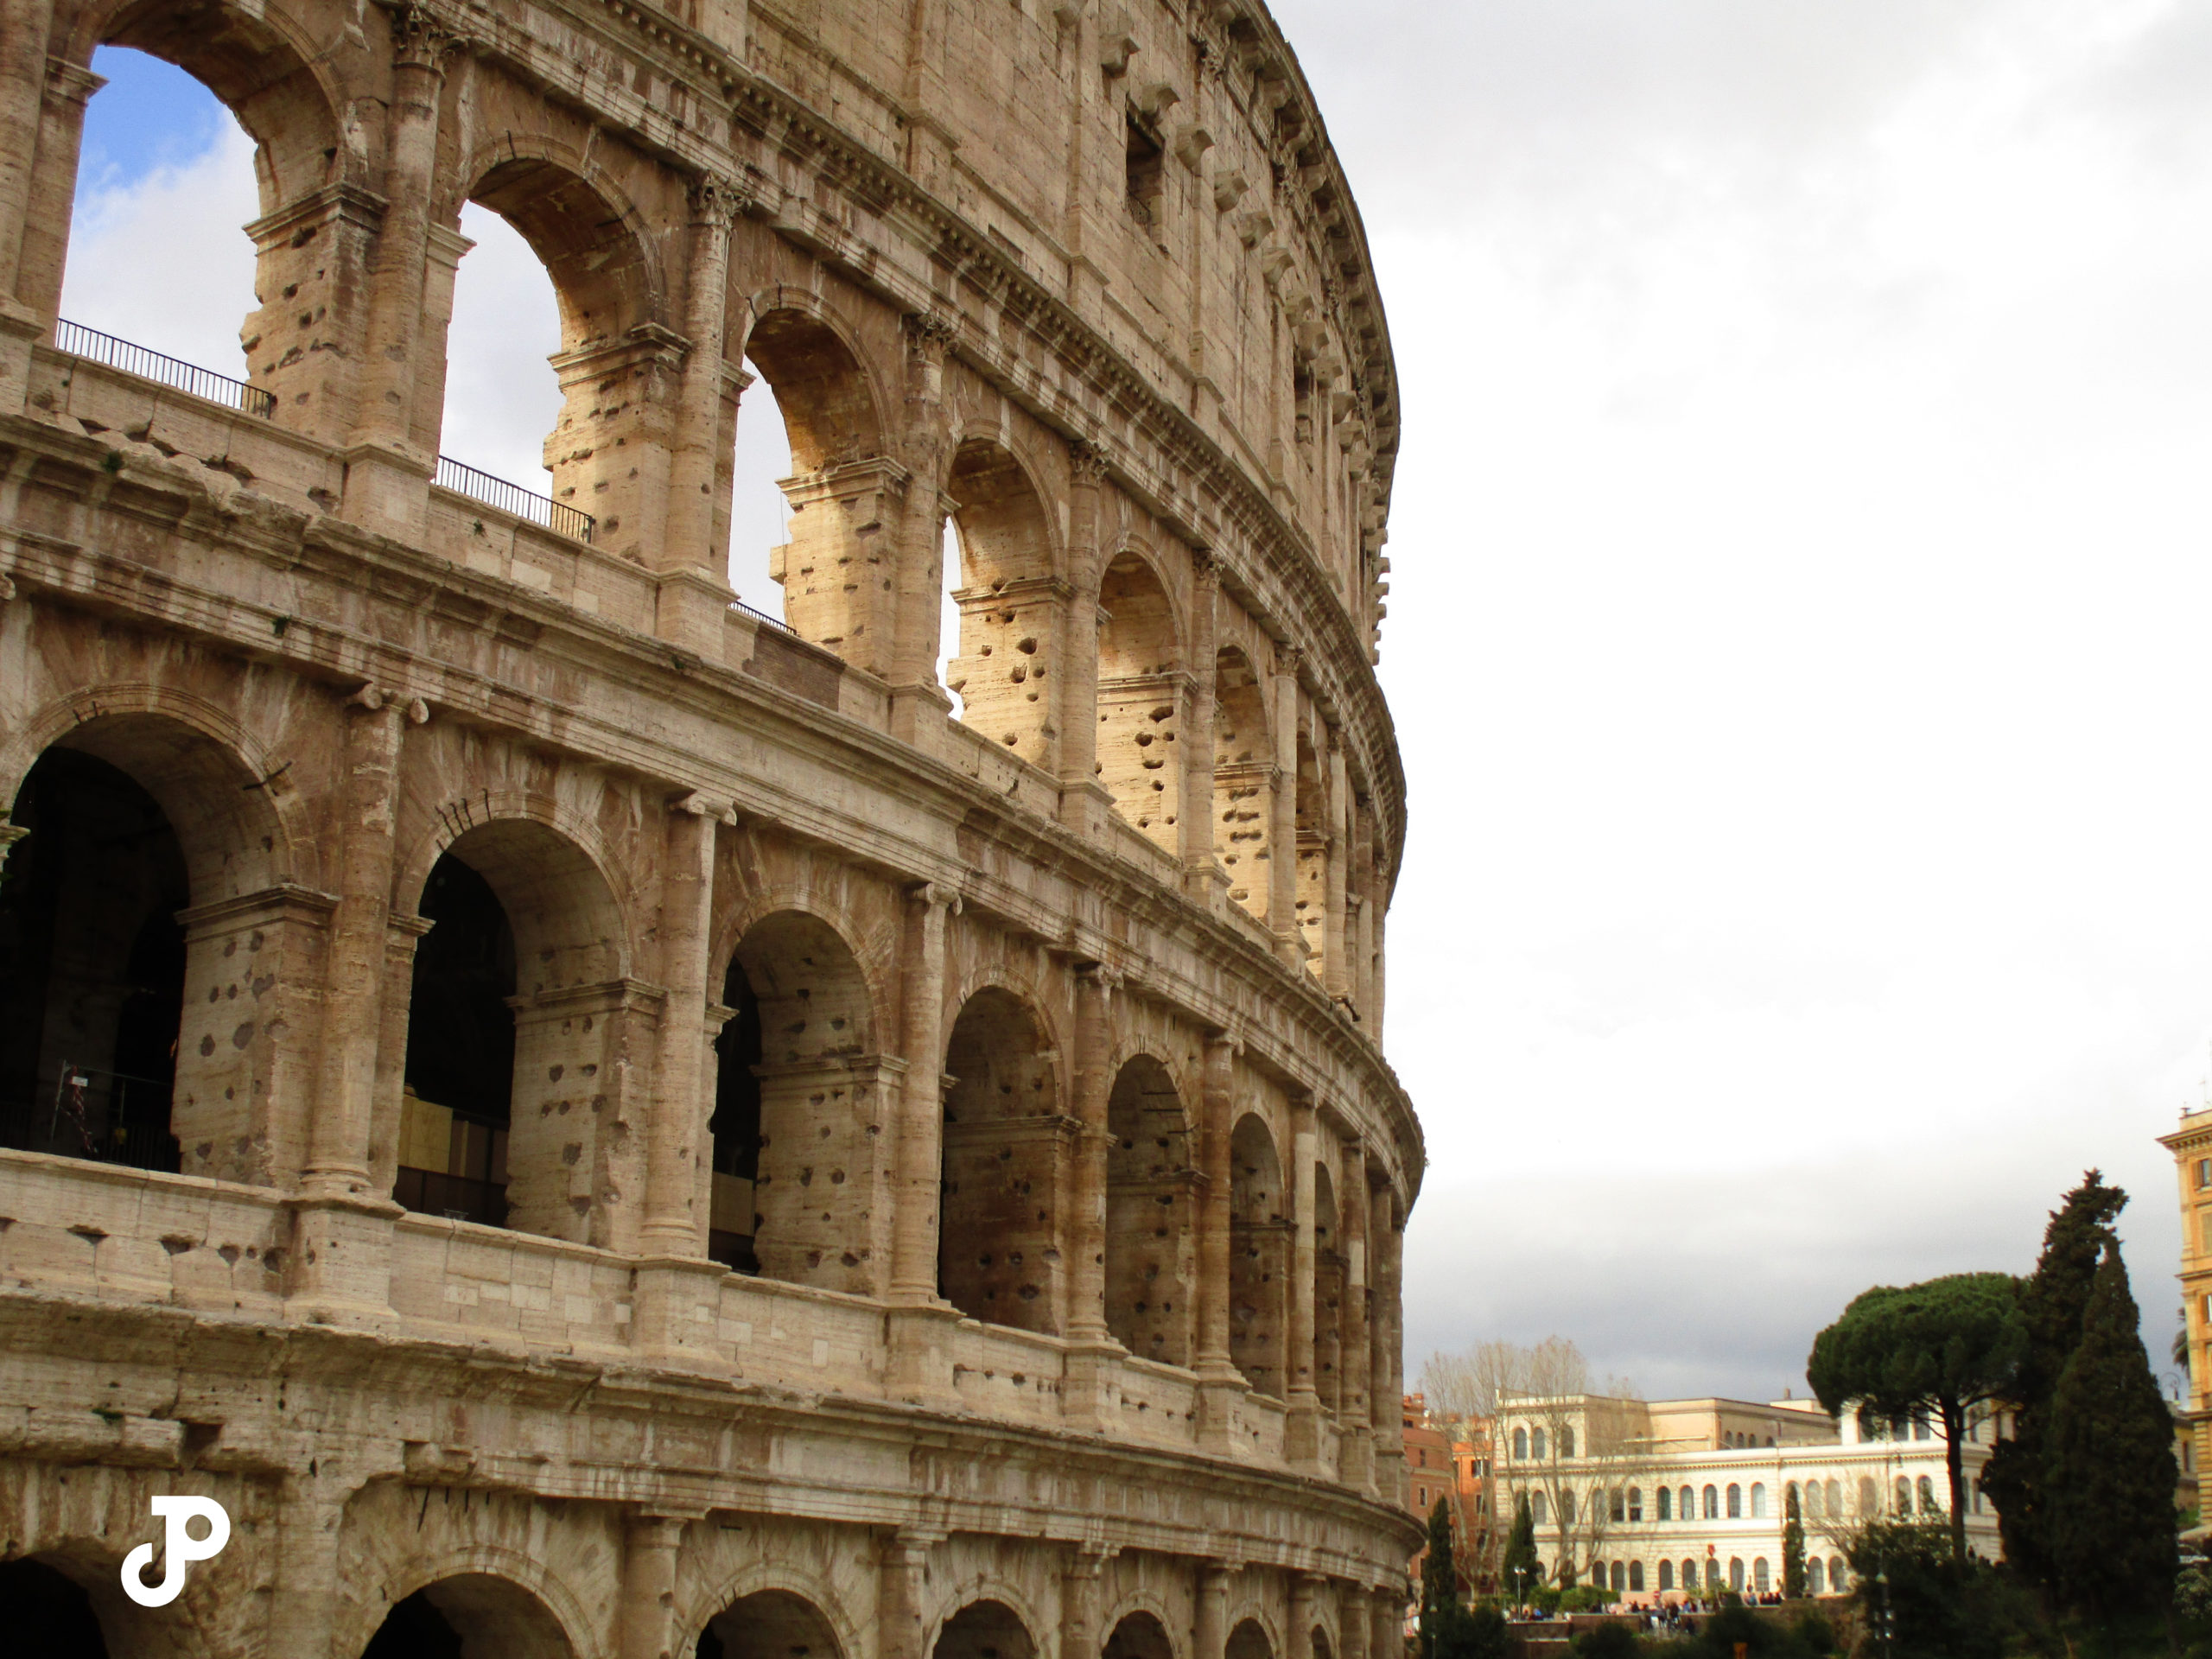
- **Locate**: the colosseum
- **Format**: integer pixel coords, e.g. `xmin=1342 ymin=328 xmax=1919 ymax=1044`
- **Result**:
xmin=0 ymin=0 xmax=1421 ymax=1649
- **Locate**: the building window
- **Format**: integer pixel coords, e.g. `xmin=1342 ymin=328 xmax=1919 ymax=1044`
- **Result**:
xmin=1703 ymin=1484 xmax=1719 ymax=1521
xmin=1706 ymin=1560 xmax=1722 ymax=1592
xmin=1657 ymin=1486 xmax=1672 ymax=1521
xmin=1750 ymin=1483 xmax=1766 ymax=1519
xmin=1859 ymin=1477 xmax=1878 ymax=1516
xmin=2196 ymin=1156 xmax=2209 ymax=1189
xmin=1802 ymin=1481 xmax=1821 ymax=1520
xmin=1894 ymin=1477 xmax=1910 ymax=1514
xmin=1827 ymin=1478 xmax=1843 ymax=1515
xmin=1532 ymin=1492 xmax=1548 ymax=1527
xmin=1561 ymin=1490 xmax=1577 ymax=1525
xmin=1561 ymin=1427 xmax=1575 ymax=1458
xmin=1629 ymin=1486 xmax=1643 ymax=1522
xmin=1917 ymin=1475 xmax=1937 ymax=1514
xmin=1611 ymin=1561 xmax=1627 ymax=1593
xmin=1830 ymin=1556 xmax=1847 ymax=1592
xmin=1729 ymin=1558 xmax=1745 ymax=1593
xmin=1681 ymin=1484 xmax=1695 ymax=1521
xmin=1753 ymin=1558 xmax=1770 ymax=1593
xmin=1659 ymin=1560 xmax=1675 ymax=1592
xmin=1808 ymin=1558 xmax=1826 ymax=1597
xmin=1123 ymin=111 xmax=1164 ymax=226
xmin=1629 ymin=1561 xmax=1644 ymax=1592
xmin=1532 ymin=1428 xmax=1547 ymax=1460
xmin=1514 ymin=1427 xmax=1529 ymax=1460
xmin=1610 ymin=1489 xmax=1625 ymax=1523
xmin=1726 ymin=1484 xmax=1742 ymax=1519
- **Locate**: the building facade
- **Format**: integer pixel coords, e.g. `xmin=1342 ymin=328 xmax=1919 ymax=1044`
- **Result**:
xmin=0 ymin=0 xmax=1422 ymax=1652
xmin=2160 ymin=1108 xmax=2212 ymax=1510
xmin=1492 ymin=1394 xmax=2005 ymax=1601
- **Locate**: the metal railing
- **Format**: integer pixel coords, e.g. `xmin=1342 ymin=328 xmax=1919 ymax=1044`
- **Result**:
xmin=435 ymin=454 xmax=595 ymax=544
xmin=54 ymin=318 xmax=274 ymax=418
xmin=729 ymin=597 xmax=794 ymax=635
xmin=393 ymin=1165 xmax=509 ymax=1228
xmin=0 ymin=1065 xmax=181 ymax=1174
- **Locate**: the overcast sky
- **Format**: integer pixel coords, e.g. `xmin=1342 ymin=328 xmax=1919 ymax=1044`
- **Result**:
xmin=61 ymin=1 xmax=2212 ymax=1407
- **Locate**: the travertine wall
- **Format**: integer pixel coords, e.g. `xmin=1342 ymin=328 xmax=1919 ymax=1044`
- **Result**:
xmin=0 ymin=0 xmax=1420 ymax=1651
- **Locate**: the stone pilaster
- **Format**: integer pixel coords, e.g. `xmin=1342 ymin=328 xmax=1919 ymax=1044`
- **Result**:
xmin=1182 ymin=549 xmax=1226 ymax=907
xmin=1271 ymin=648 xmax=1303 ymax=968
xmin=1057 ymin=439 xmax=1115 ymax=837
xmin=1286 ymin=1090 xmax=1321 ymax=1464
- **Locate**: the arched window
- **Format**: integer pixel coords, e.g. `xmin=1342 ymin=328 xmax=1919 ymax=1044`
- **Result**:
xmin=1532 ymin=1427 xmax=1548 ymax=1460
xmin=1658 ymin=1560 xmax=1674 ymax=1592
xmin=1702 ymin=1484 xmax=1719 ymax=1520
xmin=1784 ymin=1481 xmax=1798 ymax=1512
xmin=1859 ymin=1477 xmax=1878 ymax=1516
xmin=1514 ymin=1427 xmax=1529 ymax=1460
xmin=1656 ymin=1486 xmax=1672 ymax=1522
xmin=1531 ymin=1491 xmax=1548 ymax=1528
xmin=1753 ymin=1559 xmax=1770 ymax=1594
xmin=1560 ymin=1490 xmax=1576 ymax=1525
xmin=1096 ymin=549 xmax=1186 ymax=852
xmin=1629 ymin=1561 xmax=1644 ymax=1593
xmin=1749 ymin=1484 xmax=1765 ymax=1519
xmin=1705 ymin=1560 xmax=1721 ymax=1591
xmin=1680 ymin=1485 xmax=1694 ymax=1521
xmin=941 ymin=988 xmax=1064 ymax=1333
xmin=1827 ymin=1478 xmax=1843 ymax=1514
xmin=1894 ymin=1476 xmax=1910 ymax=1515
xmin=1228 ymin=1113 xmax=1287 ymax=1397
xmin=1808 ymin=1558 xmax=1825 ymax=1597
xmin=1311 ymin=1160 xmax=1343 ymax=1408
xmin=1917 ymin=1476 xmax=1937 ymax=1514
xmin=1726 ymin=1484 xmax=1742 ymax=1519
xmin=1628 ymin=1486 xmax=1643 ymax=1522
xmin=1103 ymin=1056 xmax=1197 ymax=1367
xmin=1609 ymin=1488 xmax=1625 ymax=1523
xmin=1829 ymin=1557 xmax=1847 ymax=1592
xmin=1803 ymin=1480 xmax=1822 ymax=1520
xmin=1560 ymin=1427 xmax=1576 ymax=1458
xmin=1611 ymin=1561 xmax=1626 ymax=1593
xmin=1211 ymin=645 xmax=1275 ymax=924
xmin=1728 ymin=1559 xmax=1745 ymax=1593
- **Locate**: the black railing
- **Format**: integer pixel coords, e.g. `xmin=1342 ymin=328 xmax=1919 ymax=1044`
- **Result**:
xmin=54 ymin=318 xmax=274 ymax=418
xmin=393 ymin=1165 xmax=509 ymax=1227
xmin=729 ymin=597 xmax=794 ymax=635
xmin=0 ymin=1078 xmax=181 ymax=1174
xmin=435 ymin=454 xmax=595 ymax=544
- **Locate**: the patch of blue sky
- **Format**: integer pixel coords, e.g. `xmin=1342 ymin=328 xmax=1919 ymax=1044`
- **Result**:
xmin=76 ymin=47 xmax=231 ymax=203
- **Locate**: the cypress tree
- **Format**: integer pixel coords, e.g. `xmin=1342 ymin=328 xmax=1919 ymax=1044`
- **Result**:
xmin=1501 ymin=1492 xmax=1540 ymax=1603
xmin=1978 ymin=1169 xmax=2125 ymax=1591
xmin=1782 ymin=1482 xmax=1806 ymax=1599
xmin=1421 ymin=1493 xmax=1457 ymax=1659
xmin=2042 ymin=1243 xmax=2177 ymax=1625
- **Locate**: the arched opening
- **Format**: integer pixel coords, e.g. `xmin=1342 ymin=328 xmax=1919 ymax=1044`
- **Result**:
xmin=1095 ymin=551 xmax=1183 ymax=852
xmin=1104 ymin=1612 xmax=1174 ymax=1659
xmin=1228 ymin=1112 xmax=1287 ymax=1398
xmin=1224 ymin=1619 xmax=1273 ymax=1659
xmin=3 ymin=717 xmax=291 ymax=1184
xmin=744 ymin=308 xmax=893 ymax=672
xmin=1211 ymin=647 xmax=1273 ymax=923
xmin=933 ymin=1601 xmax=1036 ymax=1659
xmin=722 ymin=910 xmax=890 ymax=1294
xmin=50 ymin=12 xmax=342 ymax=434
xmin=1293 ymin=728 xmax=1326 ymax=976
xmin=1312 ymin=1630 xmax=1333 ymax=1659
xmin=363 ymin=1574 xmax=574 ymax=1659
xmin=0 ymin=1557 xmax=107 ymax=1657
xmin=437 ymin=204 xmax=564 ymax=521
xmin=708 ymin=952 xmax=763 ymax=1271
xmin=727 ymin=356 xmax=794 ymax=619
xmin=1313 ymin=1160 xmax=1342 ymax=1410
xmin=432 ymin=158 xmax=664 ymax=556
xmin=939 ymin=986 xmax=1065 ymax=1333
xmin=395 ymin=822 xmax=631 ymax=1247
xmin=0 ymin=749 xmax=185 ymax=1171
xmin=944 ymin=440 xmax=1058 ymax=769
xmin=1103 ymin=1056 xmax=1197 ymax=1367
xmin=696 ymin=1587 xmax=842 ymax=1659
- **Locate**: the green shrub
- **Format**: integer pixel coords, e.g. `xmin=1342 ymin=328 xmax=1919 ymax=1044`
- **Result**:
xmin=1572 ymin=1622 xmax=1640 ymax=1659
xmin=1787 ymin=1610 xmax=1834 ymax=1657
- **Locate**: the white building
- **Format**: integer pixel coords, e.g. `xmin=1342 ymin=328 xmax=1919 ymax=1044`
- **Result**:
xmin=1493 ymin=1391 xmax=2005 ymax=1601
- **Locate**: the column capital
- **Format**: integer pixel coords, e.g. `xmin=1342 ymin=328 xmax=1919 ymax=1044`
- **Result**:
xmin=1192 ymin=545 xmax=1221 ymax=590
xmin=687 ymin=172 xmax=747 ymax=227
xmin=904 ymin=309 xmax=958 ymax=363
xmin=908 ymin=880 xmax=963 ymax=914
xmin=1068 ymin=437 xmax=1111 ymax=486
xmin=670 ymin=790 xmax=737 ymax=823
xmin=384 ymin=2 xmax=467 ymax=71
xmin=1274 ymin=644 xmax=1303 ymax=678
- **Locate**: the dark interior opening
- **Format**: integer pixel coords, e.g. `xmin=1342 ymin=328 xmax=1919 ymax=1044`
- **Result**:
xmin=395 ymin=852 xmax=516 ymax=1225
xmin=0 ymin=748 xmax=186 ymax=1171
xmin=707 ymin=955 xmax=763 ymax=1271
xmin=364 ymin=1589 xmax=464 ymax=1659
xmin=1124 ymin=111 xmax=1164 ymax=224
xmin=0 ymin=1558 xmax=108 ymax=1658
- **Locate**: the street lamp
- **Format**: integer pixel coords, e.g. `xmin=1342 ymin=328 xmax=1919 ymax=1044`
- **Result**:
xmin=1875 ymin=1569 xmax=1893 ymax=1659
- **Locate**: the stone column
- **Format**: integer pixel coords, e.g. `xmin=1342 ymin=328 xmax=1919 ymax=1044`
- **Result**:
xmin=1369 ymin=1587 xmax=1402 ymax=1659
xmin=1067 ymin=963 xmax=1115 ymax=1341
xmin=1338 ymin=1132 xmax=1373 ymax=1491
xmin=1339 ymin=1586 xmax=1370 ymax=1659
xmin=1371 ymin=1190 xmax=1406 ymax=1485
xmin=0 ymin=821 xmax=26 ymax=873
xmin=1057 ymin=440 xmax=1114 ymax=837
xmin=1351 ymin=804 xmax=1376 ymax=1022
xmin=890 ymin=882 xmax=959 ymax=1301
xmin=618 ymin=1515 xmax=687 ymax=1659
xmin=1289 ymin=1573 xmax=1319 ymax=1659
xmin=1195 ymin=1031 xmax=1243 ymax=1448
xmin=1270 ymin=648 xmax=1303 ymax=968
xmin=12 ymin=56 xmax=100 ymax=326
xmin=1286 ymin=1090 xmax=1321 ymax=1462
xmin=641 ymin=795 xmax=722 ymax=1255
xmin=0 ymin=0 xmax=60 ymax=312
xmin=1324 ymin=734 xmax=1350 ymax=1001
xmin=1061 ymin=1545 xmax=1110 ymax=1659
xmin=341 ymin=7 xmax=454 ymax=538
xmin=888 ymin=311 xmax=956 ymax=734
xmin=1182 ymin=549 xmax=1224 ymax=904
xmin=879 ymin=1528 xmax=938 ymax=1659
xmin=1195 ymin=1562 xmax=1233 ymax=1659
xmin=654 ymin=178 xmax=738 ymax=652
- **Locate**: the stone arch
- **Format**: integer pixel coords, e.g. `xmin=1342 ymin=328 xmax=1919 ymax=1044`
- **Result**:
xmin=682 ymin=1561 xmax=865 ymax=1659
xmin=944 ymin=437 xmax=1061 ymax=771
xmin=939 ymin=983 xmax=1067 ymax=1333
xmin=1313 ymin=1158 xmax=1342 ymax=1410
xmin=1229 ymin=1110 xmax=1288 ymax=1398
xmin=394 ymin=817 xmax=647 ymax=1249
xmin=1104 ymin=1610 xmax=1178 ymax=1659
xmin=0 ymin=1545 xmax=214 ymax=1658
xmin=930 ymin=1598 xmax=1039 ymax=1659
xmin=355 ymin=1557 xmax=591 ymax=1659
xmin=694 ymin=1586 xmax=847 ymax=1659
xmin=1224 ymin=1612 xmax=1278 ymax=1659
xmin=0 ymin=709 xmax=313 ymax=1185
xmin=1312 ymin=1624 xmax=1336 ymax=1659
xmin=1292 ymin=726 xmax=1327 ymax=976
xmin=1103 ymin=1052 xmax=1198 ymax=1368
xmin=739 ymin=298 xmax=898 ymax=671
xmin=1211 ymin=645 xmax=1274 ymax=923
xmin=715 ymin=906 xmax=894 ymax=1293
xmin=1096 ymin=545 xmax=1185 ymax=852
